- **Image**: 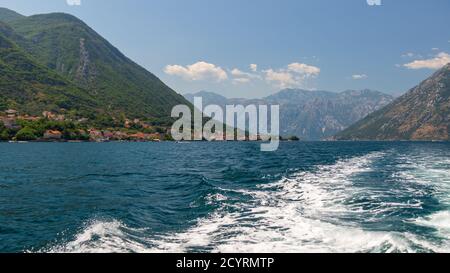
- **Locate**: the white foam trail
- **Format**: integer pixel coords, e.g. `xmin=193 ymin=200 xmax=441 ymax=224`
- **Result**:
xmin=416 ymin=212 xmax=450 ymax=236
xmin=46 ymin=220 xmax=149 ymax=253
xmin=205 ymin=193 xmax=228 ymax=205
xmin=47 ymin=151 xmax=450 ymax=253
xmin=147 ymin=152 xmax=434 ymax=253
xmin=396 ymin=152 xmax=450 ymax=244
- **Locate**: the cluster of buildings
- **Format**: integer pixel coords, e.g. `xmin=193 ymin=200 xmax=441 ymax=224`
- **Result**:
xmin=86 ymin=129 xmax=162 ymax=142
xmin=42 ymin=111 xmax=66 ymax=122
xmin=1 ymin=109 xmax=20 ymax=130
xmin=1 ymin=109 xmax=165 ymax=142
xmin=0 ymin=109 xmax=42 ymax=130
xmin=1 ymin=109 xmax=48 ymax=130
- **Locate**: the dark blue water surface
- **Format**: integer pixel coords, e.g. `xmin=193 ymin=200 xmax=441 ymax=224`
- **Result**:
xmin=0 ymin=142 xmax=449 ymax=253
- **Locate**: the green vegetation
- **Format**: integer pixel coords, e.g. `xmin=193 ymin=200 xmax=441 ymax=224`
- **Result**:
xmin=0 ymin=8 xmax=223 ymax=142
xmin=15 ymin=126 xmax=37 ymax=141
xmin=4 ymin=11 xmax=191 ymax=122
xmin=0 ymin=123 xmax=9 ymax=140
xmin=0 ymin=27 xmax=99 ymax=118
xmin=0 ymin=119 xmax=86 ymax=141
xmin=0 ymin=116 xmax=175 ymax=142
xmin=0 ymin=7 xmax=194 ymax=139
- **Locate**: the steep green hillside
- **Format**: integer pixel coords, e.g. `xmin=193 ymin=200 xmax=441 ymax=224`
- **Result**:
xmin=1 ymin=8 xmax=190 ymax=124
xmin=0 ymin=27 xmax=98 ymax=117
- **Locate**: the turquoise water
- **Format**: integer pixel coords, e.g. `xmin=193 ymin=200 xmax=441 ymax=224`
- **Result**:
xmin=0 ymin=142 xmax=449 ymax=253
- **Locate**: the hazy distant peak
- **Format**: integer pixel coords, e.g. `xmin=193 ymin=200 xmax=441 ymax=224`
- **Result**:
xmin=183 ymin=88 xmax=393 ymax=140
xmin=0 ymin=7 xmax=26 ymax=23
xmin=340 ymin=89 xmax=388 ymax=97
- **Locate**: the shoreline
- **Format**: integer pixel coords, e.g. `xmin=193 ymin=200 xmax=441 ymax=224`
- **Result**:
xmin=1 ymin=139 xmax=448 ymax=143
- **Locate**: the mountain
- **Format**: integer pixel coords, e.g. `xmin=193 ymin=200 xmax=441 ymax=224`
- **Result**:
xmin=184 ymin=89 xmax=393 ymax=140
xmin=0 ymin=8 xmax=190 ymax=124
xmin=0 ymin=24 xmax=98 ymax=117
xmin=184 ymin=91 xmax=231 ymax=107
xmin=0 ymin=7 xmax=24 ymax=23
xmin=335 ymin=64 xmax=450 ymax=141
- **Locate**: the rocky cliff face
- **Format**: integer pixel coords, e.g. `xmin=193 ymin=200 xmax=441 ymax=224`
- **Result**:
xmin=335 ymin=64 xmax=450 ymax=141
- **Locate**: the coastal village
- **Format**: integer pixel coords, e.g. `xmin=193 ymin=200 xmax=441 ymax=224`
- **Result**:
xmin=0 ymin=109 xmax=166 ymax=142
xmin=1 ymin=109 xmax=297 ymax=142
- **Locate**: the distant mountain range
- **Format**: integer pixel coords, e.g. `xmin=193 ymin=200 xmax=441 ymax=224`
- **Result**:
xmin=184 ymin=89 xmax=394 ymax=140
xmin=0 ymin=7 xmax=189 ymax=125
xmin=335 ymin=64 xmax=450 ymax=141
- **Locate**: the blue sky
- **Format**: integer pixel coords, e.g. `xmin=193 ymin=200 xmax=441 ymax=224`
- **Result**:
xmin=1 ymin=0 xmax=449 ymax=98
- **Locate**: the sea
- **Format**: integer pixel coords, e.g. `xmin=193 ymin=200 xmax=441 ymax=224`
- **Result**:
xmin=0 ymin=141 xmax=449 ymax=253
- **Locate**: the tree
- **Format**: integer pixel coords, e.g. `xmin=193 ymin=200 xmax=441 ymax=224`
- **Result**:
xmin=0 ymin=122 xmax=8 ymax=140
xmin=164 ymin=133 xmax=174 ymax=141
xmin=15 ymin=127 xmax=37 ymax=141
xmin=0 ymin=126 xmax=9 ymax=140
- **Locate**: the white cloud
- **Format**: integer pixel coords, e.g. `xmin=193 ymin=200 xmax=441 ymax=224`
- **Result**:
xmin=66 ymin=0 xmax=81 ymax=5
xmin=287 ymin=63 xmax=321 ymax=76
xmin=352 ymin=74 xmax=368 ymax=80
xmin=264 ymin=69 xmax=297 ymax=88
xmin=432 ymin=48 xmax=440 ymax=51
xmin=232 ymin=78 xmax=251 ymax=84
xmin=367 ymin=0 xmax=382 ymax=6
xmin=403 ymin=52 xmax=450 ymax=70
xmin=230 ymin=68 xmax=261 ymax=84
xmin=231 ymin=68 xmax=260 ymax=79
xmin=264 ymin=62 xmax=320 ymax=89
xmin=401 ymin=52 xmax=415 ymax=58
xmin=231 ymin=68 xmax=252 ymax=78
xmin=164 ymin=61 xmax=228 ymax=82
xmin=164 ymin=60 xmax=321 ymax=89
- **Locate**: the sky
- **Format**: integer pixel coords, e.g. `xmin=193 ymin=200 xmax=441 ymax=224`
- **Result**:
xmin=0 ymin=0 xmax=449 ymax=98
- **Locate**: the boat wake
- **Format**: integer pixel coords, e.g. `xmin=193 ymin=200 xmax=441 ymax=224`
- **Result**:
xmin=43 ymin=151 xmax=450 ymax=253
